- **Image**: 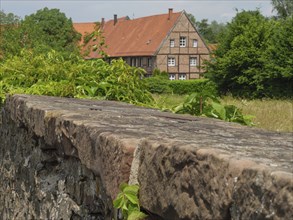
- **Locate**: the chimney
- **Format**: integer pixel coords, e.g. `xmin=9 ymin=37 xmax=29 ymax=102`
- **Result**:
xmin=114 ymin=14 xmax=117 ymax=25
xmin=168 ymin=8 xmax=173 ymax=20
xmin=101 ymin=17 xmax=105 ymax=29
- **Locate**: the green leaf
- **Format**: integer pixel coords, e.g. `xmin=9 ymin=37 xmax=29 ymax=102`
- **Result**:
xmin=125 ymin=192 xmax=139 ymax=205
xmin=119 ymin=182 xmax=129 ymax=191
xmin=113 ymin=193 xmax=124 ymax=208
xmin=127 ymin=210 xmax=148 ymax=220
xmin=211 ymin=101 xmax=226 ymax=120
xmin=123 ymin=185 xmax=139 ymax=195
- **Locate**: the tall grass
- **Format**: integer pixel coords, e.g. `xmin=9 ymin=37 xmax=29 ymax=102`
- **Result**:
xmin=221 ymin=97 xmax=293 ymax=132
xmin=153 ymin=94 xmax=293 ymax=132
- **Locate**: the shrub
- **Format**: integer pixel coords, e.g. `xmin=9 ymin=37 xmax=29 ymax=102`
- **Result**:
xmin=168 ymin=79 xmax=217 ymax=96
xmin=0 ymin=49 xmax=154 ymax=106
xmin=144 ymin=75 xmax=218 ymax=96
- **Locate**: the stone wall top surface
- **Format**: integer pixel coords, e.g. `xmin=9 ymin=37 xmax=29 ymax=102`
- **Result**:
xmin=5 ymin=94 xmax=292 ymax=173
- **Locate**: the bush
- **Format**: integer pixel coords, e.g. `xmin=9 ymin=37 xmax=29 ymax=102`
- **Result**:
xmin=0 ymin=49 xmax=154 ymax=106
xmin=169 ymin=79 xmax=217 ymax=96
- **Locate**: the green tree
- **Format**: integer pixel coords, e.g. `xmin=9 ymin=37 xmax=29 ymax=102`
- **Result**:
xmin=271 ymin=0 xmax=293 ymax=18
xmin=206 ymin=10 xmax=272 ymax=97
xmin=186 ymin=14 xmax=226 ymax=44
xmin=20 ymin=7 xmax=81 ymax=54
xmin=0 ymin=11 xmax=22 ymax=59
xmin=0 ymin=8 xmax=81 ymax=58
xmin=0 ymin=10 xmax=20 ymax=24
xmin=209 ymin=20 xmax=227 ymax=43
xmin=187 ymin=13 xmax=196 ymax=26
xmin=195 ymin=19 xmax=211 ymax=42
xmin=262 ymin=16 xmax=293 ymax=97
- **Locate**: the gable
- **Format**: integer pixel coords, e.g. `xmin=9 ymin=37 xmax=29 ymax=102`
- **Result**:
xmin=157 ymin=12 xmax=210 ymax=55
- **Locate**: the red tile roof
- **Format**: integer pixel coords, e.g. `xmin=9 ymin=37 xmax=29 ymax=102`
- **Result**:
xmin=74 ymin=11 xmax=182 ymax=58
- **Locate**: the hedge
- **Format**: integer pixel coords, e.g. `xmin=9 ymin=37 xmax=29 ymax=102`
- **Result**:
xmin=144 ymin=77 xmax=218 ymax=96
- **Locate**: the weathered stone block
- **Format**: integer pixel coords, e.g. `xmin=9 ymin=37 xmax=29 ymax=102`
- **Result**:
xmin=0 ymin=94 xmax=292 ymax=219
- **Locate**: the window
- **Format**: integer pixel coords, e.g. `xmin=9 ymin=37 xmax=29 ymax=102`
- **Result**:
xmin=179 ymin=74 xmax=186 ymax=80
xmin=190 ymin=57 xmax=197 ymax=66
xmin=180 ymin=37 xmax=186 ymax=47
xmin=168 ymin=57 xmax=175 ymax=66
xmin=170 ymin=39 xmax=175 ymax=47
xmin=169 ymin=74 xmax=176 ymax=80
xmin=131 ymin=58 xmax=136 ymax=67
xmin=193 ymin=39 xmax=198 ymax=47
xmin=147 ymin=58 xmax=152 ymax=67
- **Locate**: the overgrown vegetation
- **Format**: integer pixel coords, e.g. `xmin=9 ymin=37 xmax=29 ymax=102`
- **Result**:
xmin=113 ymin=183 xmax=147 ymax=220
xmin=0 ymin=50 xmax=153 ymax=106
xmin=173 ymin=93 xmax=254 ymax=126
xmin=153 ymin=94 xmax=293 ymax=132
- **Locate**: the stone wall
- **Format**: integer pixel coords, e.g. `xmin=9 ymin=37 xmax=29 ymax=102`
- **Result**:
xmin=0 ymin=94 xmax=292 ymax=219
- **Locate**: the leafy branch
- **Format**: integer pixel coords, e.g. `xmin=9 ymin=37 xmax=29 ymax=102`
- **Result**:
xmin=113 ymin=183 xmax=147 ymax=220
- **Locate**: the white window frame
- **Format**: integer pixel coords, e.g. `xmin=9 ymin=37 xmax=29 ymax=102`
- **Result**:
xmin=190 ymin=57 xmax=197 ymax=66
xmin=168 ymin=57 xmax=176 ymax=66
xmin=193 ymin=39 xmax=198 ymax=47
xmin=180 ymin=37 xmax=186 ymax=47
xmin=169 ymin=74 xmax=176 ymax=80
xmin=179 ymin=74 xmax=186 ymax=80
xmin=170 ymin=39 xmax=175 ymax=48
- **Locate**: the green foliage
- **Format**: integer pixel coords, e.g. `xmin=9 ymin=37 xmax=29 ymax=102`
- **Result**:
xmin=261 ymin=16 xmax=293 ymax=97
xmin=0 ymin=10 xmax=20 ymax=25
xmin=0 ymin=8 xmax=81 ymax=58
xmin=168 ymin=79 xmax=217 ymax=96
xmin=271 ymin=0 xmax=293 ymax=18
xmin=186 ymin=13 xmax=227 ymax=44
xmin=206 ymin=10 xmax=293 ymax=98
xmin=82 ymin=22 xmax=108 ymax=58
xmin=195 ymin=19 xmax=227 ymax=44
xmin=113 ymin=183 xmax=147 ymax=220
xmin=0 ymin=50 xmax=153 ymax=106
xmin=174 ymin=93 xmax=254 ymax=126
xmin=0 ymin=11 xmax=22 ymax=59
xmin=144 ymin=70 xmax=172 ymax=94
xmin=21 ymin=7 xmax=81 ymax=54
xmin=144 ymin=74 xmax=217 ymax=96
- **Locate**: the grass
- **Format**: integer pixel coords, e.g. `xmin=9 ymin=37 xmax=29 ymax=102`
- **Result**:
xmin=152 ymin=93 xmax=293 ymax=133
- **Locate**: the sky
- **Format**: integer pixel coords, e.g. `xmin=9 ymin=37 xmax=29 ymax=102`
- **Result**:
xmin=1 ymin=0 xmax=276 ymax=23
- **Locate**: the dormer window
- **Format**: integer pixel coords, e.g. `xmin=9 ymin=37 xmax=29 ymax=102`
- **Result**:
xmin=170 ymin=39 xmax=175 ymax=47
xmin=180 ymin=37 xmax=186 ymax=47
